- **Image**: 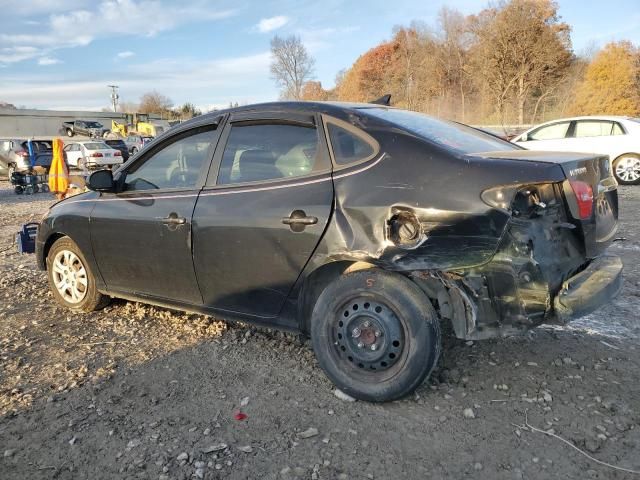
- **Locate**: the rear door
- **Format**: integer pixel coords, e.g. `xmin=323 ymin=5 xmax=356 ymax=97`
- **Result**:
xmin=192 ymin=112 xmax=334 ymax=318
xmin=90 ymin=122 xmax=221 ymax=304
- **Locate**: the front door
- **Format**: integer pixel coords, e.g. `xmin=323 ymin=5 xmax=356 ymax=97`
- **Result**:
xmin=90 ymin=124 xmax=220 ymax=304
xmin=192 ymin=112 xmax=334 ymax=318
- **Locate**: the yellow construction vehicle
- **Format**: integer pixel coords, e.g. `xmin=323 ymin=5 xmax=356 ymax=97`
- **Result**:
xmin=111 ymin=113 xmax=169 ymax=138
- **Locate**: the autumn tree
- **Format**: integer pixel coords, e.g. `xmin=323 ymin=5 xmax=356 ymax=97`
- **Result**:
xmin=336 ymin=39 xmax=399 ymax=103
xmin=469 ymin=0 xmax=572 ymax=124
xmin=270 ymin=35 xmax=315 ymax=100
xmin=139 ymin=91 xmax=173 ymax=116
xmin=301 ymin=81 xmax=330 ymax=101
xmin=571 ymin=41 xmax=640 ymax=116
xmin=175 ymin=102 xmax=202 ymax=120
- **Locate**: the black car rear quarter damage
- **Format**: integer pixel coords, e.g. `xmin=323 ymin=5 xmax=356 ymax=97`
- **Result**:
xmin=297 ymin=118 xmax=620 ymax=341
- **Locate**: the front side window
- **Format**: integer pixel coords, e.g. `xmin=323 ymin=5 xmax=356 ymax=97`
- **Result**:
xmin=125 ymin=129 xmax=214 ymax=191
xmin=574 ymin=121 xmax=615 ymax=138
xmin=218 ymin=123 xmax=320 ymax=185
xmin=528 ymin=122 xmax=571 ymax=141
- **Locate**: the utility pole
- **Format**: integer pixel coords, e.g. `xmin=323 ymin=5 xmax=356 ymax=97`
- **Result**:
xmin=108 ymin=85 xmax=119 ymax=112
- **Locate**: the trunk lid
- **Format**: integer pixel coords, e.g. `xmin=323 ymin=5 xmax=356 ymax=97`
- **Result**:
xmin=478 ymin=150 xmax=619 ymax=258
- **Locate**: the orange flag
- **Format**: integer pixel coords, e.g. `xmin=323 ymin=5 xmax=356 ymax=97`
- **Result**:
xmin=48 ymin=138 xmax=69 ymax=197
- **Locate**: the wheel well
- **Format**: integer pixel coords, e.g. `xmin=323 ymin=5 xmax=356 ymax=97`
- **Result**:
xmin=42 ymin=233 xmax=66 ymax=269
xmin=298 ymin=261 xmax=375 ymax=334
xmin=613 ymin=152 xmax=640 ymax=162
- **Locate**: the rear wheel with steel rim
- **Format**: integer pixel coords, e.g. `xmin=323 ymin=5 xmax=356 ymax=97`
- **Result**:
xmin=613 ymin=154 xmax=640 ymax=185
xmin=311 ymin=269 xmax=441 ymax=402
xmin=47 ymin=237 xmax=108 ymax=312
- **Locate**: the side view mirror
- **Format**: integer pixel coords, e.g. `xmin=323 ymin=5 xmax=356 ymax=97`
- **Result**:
xmin=87 ymin=169 xmax=115 ymax=192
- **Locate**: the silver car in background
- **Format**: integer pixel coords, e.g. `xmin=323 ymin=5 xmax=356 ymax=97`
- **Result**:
xmin=0 ymin=139 xmax=53 ymax=177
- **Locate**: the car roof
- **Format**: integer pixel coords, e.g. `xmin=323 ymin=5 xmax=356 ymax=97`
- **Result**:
xmin=180 ymin=100 xmax=389 ymax=125
xmin=527 ymin=115 xmax=637 ymax=129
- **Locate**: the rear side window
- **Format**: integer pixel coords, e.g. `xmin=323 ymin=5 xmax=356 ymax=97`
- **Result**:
xmin=528 ymin=122 xmax=571 ymax=141
xmin=574 ymin=121 xmax=615 ymax=137
xmin=218 ymin=123 xmax=321 ymax=185
xmin=327 ymin=123 xmax=376 ymax=165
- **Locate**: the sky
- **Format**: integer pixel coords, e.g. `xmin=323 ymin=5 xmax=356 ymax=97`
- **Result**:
xmin=1 ymin=0 xmax=639 ymax=112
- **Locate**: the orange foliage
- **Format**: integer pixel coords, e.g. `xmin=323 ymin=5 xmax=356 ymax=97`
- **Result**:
xmin=571 ymin=41 xmax=640 ymax=116
xmin=301 ymin=81 xmax=330 ymax=101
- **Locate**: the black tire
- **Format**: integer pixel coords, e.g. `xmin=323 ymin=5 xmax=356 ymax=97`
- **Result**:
xmin=310 ymin=269 xmax=441 ymax=402
xmin=131 ymin=147 xmax=138 ymax=155
xmin=14 ymin=185 xmax=23 ymax=194
xmin=66 ymin=128 xmax=74 ymax=137
xmin=46 ymin=237 xmax=108 ymax=312
xmin=612 ymin=154 xmax=640 ymax=185
xmin=25 ymin=185 xmax=34 ymax=195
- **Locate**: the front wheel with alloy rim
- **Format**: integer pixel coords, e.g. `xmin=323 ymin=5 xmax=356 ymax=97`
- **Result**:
xmin=310 ymin=269 xmax=441 ymax=402
xmin=613 ymin=154 xmax=640 ymax=185
xmin=47 ymin=237 xmax=108 ymax=312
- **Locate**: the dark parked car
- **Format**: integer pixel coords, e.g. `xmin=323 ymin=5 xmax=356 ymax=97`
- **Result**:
xmin=36 ymin=102 xmax=622 ymax=402
xmin=62 ymin=120 xmax=110 ymax=138
xmin=103 ymin=139 xmax=130 ymax=161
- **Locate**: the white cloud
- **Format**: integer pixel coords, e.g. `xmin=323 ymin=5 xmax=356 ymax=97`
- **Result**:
xmin=0 ymin=0 xmax=237 ymax=65
xmin=117 ymin=51 xmax=135 ymax=59
xmin=0 ymin=52 xmax=276 ymax=110
xmin=37 ymin=56 xmax=62 ymax=65
xmin=256 ymin=15 xmax=289 ymax=33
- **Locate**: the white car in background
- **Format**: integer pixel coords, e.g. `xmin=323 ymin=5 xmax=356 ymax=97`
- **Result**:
xmin=63 ymin=141 xmax=123 ymax=170
xmin=512 ymin=116 xmax=640 ymax=185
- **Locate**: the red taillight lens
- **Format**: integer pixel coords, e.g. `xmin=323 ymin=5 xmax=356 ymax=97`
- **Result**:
xmin=18 ymin=151 xmax=29 ymax=157
xmin=569 ymin=180 xmax=593 ymax=219
xmin=90 ymin=152 xmax=104 ymax=157
xmin=114 ymin=151 xmax=122 ymax=156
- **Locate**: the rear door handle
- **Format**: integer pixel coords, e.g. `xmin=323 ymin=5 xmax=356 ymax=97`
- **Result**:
xmin=282 ymin=210 xmax=318 ymax=232
xmin=161 ymin=214 xmax=186 ymax=225
xmin=282 ymin=216 xmax=318 ymax=225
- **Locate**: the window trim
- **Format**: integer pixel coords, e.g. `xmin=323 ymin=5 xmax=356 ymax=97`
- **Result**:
xmin=321 ymin=114 xmax=380 ymax=170
xmin=204 ymin=113 xmax=332 ymax=189
xmin=115 ymin=121 xmax=221 ymax=194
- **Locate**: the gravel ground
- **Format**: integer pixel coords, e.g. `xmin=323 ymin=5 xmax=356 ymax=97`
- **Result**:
xmin=0 ymin=179 xmax=639 ymax=480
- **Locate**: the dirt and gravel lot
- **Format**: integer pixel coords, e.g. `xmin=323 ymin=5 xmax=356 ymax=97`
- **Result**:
xmin=0 ymin=179 xmax=639 ymax=480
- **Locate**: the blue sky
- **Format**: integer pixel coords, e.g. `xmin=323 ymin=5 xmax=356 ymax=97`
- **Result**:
xmin=1 ymin=0 xmax=639 ymax=112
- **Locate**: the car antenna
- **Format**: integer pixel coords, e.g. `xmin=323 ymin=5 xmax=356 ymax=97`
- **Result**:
xmin=370 ymin=94 xmax=391 ymax=106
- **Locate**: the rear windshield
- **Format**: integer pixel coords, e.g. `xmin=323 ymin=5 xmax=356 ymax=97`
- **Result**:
xmin=362 ymin=108 xmax=519 ymax=154
xmin=20 ymin=141 xmax=52 ymax=151
xmin=85 ymin=142 xmax=108 ymax=150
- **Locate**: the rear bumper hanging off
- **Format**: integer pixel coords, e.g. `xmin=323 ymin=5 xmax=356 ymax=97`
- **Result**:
xmin=552 ymin=255 xmax=623 ymax=324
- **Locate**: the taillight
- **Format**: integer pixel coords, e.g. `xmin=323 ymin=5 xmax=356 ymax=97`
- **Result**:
xmin=18 ymin=151 xmax=29 ymax=157
xmin=90 ymin=152 xmax=104 ymax=157
xmin=114 ymin=151 xmax=122 ymax=156
xmin=569 ymin=180 xmax=593 ymax=219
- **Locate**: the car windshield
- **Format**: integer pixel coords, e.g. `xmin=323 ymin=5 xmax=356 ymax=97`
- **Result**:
xmin=85 ymin=122 xmax=103 ymax=128
xmin=84 ymin=142 xmax=108 ymax=150
xmin=362 ymin=108 xmax=519 ymax=154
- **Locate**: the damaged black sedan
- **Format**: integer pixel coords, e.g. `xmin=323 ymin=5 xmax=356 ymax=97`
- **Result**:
xmin=36 ymin=102 xmax=622 ymax=402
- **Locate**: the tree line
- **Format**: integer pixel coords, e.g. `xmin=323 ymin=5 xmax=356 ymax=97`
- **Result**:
xmin=270 ymin=0 xmax=640 ymax=125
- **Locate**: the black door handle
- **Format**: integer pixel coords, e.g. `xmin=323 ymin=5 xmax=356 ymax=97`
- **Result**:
xmin=282 ymin=210 xmax=318 ymax=232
